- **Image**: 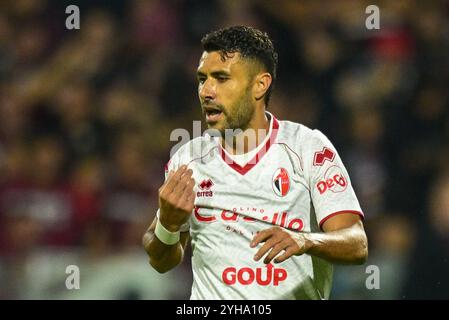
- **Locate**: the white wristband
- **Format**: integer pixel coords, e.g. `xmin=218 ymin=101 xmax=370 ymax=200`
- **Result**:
xmin=155 ymin=219 xmax=180 ymax=245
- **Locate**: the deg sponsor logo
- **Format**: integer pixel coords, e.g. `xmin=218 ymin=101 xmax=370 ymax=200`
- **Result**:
xmin=316 ymin=165 xmax=348 ymax=194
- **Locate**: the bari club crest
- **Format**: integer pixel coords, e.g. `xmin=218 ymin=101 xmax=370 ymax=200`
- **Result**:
xmin=272 ymin=168 xmax=290 ymax=197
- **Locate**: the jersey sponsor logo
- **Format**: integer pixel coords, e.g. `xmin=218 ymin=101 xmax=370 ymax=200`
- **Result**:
xmin=272 ymin=168 xmax=290 ymax=197
xmin=194 ymin=207 xmax=304 ymax=231
xmin=194 ymin=206 xmax=216 ymax=223
xmin=313 ymin=147 xmax=335 ymax=166
xmin=222 ymin=263 xmax=287 ymax=286
xmin=197 ymin=179 xmax=214 ymax=197
xmin=316 ymin=165 xmax=347 ymax=194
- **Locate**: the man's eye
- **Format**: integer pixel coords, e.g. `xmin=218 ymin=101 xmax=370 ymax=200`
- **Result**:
xmin=217 ymin=77 xmax=228 ymax=82
xmin=198 ymin=78 xmax=206 ymax=84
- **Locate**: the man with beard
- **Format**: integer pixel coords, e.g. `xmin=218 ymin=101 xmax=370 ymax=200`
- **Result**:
xmin=143 ymin=26 xmax=368 ymax=299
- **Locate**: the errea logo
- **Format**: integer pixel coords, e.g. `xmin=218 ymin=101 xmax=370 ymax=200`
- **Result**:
xmin=313 ymin=147 xmax=335 ymax=166
xmin=197 ymin=179 xmax=214 ymax=197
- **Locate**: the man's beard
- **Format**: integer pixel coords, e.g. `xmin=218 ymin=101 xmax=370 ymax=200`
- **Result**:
xmin=217 ymin=89 xmax=255 ymax=136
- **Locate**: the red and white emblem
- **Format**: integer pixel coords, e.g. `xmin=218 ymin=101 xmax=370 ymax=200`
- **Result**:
xmin=199 ymin=179 xmax=214 ymax=190
xmin=313 ymin=147 xmax=335 ymax=166
xmin=272 ymin=168 xmax=290 ymax=197
xmin=197 ymin=179 xmax=214 ymax=197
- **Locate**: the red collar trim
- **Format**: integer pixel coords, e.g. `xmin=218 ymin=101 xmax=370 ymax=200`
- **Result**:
xmin=219 ymin=115 xmax=279 ymax=175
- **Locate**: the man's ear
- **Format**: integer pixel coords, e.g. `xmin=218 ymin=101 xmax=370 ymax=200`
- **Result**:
xmin=253 ymin=72 xmax=272 ymax=101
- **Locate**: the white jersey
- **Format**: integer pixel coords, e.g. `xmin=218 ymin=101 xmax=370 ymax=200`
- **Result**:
xmin=161 ymin=112 xmax=363 ymax=300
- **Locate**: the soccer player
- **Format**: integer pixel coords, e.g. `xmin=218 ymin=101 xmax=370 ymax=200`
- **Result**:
xmin=143 ymin=26 xmax=368 ymax=299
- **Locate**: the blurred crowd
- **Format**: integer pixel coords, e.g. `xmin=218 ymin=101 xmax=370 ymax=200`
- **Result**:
xmin=0 ymin=0 xmax=448 ymax=299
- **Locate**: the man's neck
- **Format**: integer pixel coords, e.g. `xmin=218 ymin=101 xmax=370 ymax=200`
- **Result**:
xmin=222 ymin=110 xmax=270 ymax=155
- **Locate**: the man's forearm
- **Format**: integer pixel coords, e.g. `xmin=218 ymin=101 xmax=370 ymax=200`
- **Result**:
xmin=142 ymin=230 xmax=184 ymax=273
xmin=302 ymin=223 xmax=368 ymax=264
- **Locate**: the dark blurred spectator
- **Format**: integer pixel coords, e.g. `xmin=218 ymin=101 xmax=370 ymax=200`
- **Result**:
xmin=0 ymin=136 xmax=79 ymax=252
xmin=128 ymin=0 xmax=182 ymax=53
xmin=401 ymin=168 xmax=449 ymax=299
xmin=51 ymin=81 xmax=107 ymax=163
xmin=103 ymin=131 xmax=158 ymax=246
xmin=69 ymin=157 xmax=105 ymax=244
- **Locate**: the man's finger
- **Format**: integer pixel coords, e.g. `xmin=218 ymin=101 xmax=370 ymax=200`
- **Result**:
xmin=187 ymin=189 xmax=196 ymax=204
xmin=180 ymin=196 xmax=195 ymax=212
xmin=170 ymin=167 xmax=192 ymax=196
xmin=178 ymin=178 xmax=195 ymax=208
xmin=273 ymin=246 xmax=297 ymax=264
xmin=180 ymin=191 xmax=196 ymax=213
xmin=250 ymin=228 xmax=276 ymax=248
xmin=164 ymin=165 xmax=188 ymax=192
xmin=263 ymin=240 xmax=290 ymax=264
xmin=159 ymin=170 xmax=174 ymax=193
xmin=184 ymin=183 xmax=195 ymax=200
xmin=253 ymin=236 xmax=282 ymax=261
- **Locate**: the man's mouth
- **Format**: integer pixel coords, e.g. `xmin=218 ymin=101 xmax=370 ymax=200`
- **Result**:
xmin=203 ymin=106 xmax=224 ymax=123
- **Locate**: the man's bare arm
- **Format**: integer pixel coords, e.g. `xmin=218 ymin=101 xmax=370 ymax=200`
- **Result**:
xmin=251 ymin=213 xmax=368 ymax=265
xmin=142 ymin=218 xmax=190 ymax=273
xmin=142 ymin=165 xmax=195 ymax=273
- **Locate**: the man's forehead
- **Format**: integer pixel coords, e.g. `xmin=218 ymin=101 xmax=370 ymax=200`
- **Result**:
xmin=197 ymin=51 xmax=243 ymax=72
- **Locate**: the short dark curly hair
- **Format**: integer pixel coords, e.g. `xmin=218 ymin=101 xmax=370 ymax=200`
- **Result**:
xmin=201 ymin=26 xmax=278 ymax=105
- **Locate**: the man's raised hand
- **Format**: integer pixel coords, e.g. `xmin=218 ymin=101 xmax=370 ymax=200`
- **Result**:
xmin=158 ymin=165 xmax=196 ymax=232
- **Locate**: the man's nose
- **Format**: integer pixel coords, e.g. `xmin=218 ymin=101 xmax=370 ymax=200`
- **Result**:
xmin=199 ymin=79 xmax=216 ymax=101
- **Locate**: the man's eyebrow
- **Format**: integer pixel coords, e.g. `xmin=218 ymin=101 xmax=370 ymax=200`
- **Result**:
xmin=211 ymin=71 xmax=230 ymax=77
xmin=197 ymin=70 xmax=230 ymax=77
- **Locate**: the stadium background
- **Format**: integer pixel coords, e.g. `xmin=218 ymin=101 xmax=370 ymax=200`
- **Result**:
xmin=0 ymin=0 xmax=448 ymax=299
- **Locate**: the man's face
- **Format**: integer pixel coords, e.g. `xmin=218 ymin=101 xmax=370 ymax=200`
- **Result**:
xmin=197 ymin=51 xmax=255 ymax=134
